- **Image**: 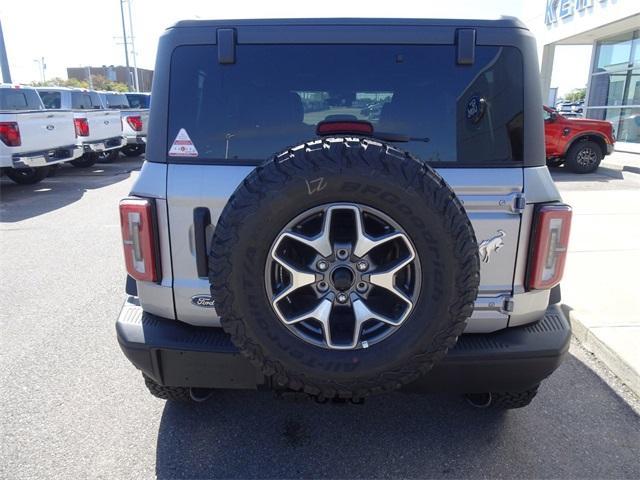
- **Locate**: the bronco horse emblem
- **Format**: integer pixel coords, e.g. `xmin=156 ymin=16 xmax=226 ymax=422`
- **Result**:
xmin=478 ymin=230 xmax=506 ymax=263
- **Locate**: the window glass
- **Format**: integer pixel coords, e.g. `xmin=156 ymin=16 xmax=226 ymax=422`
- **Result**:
xmin=625 ymin=69 xmax=640 ymax=105
xmin=71 ymin=92 xmax=102 ymax=109
xmin=125 ymin=93 xmax=150 ymax=108
xmin=104 ymin=93 xmax=130 ymax=109
xmin=616 ymin=107 xmax=640 ymax=144
xmin=595 ymin=32 xmax=633 ymax=73
xmin=39 ymin=91 xmax=61 ymax=109
xmin=631 ymin=34 xmax=640 ymax=67
xmin=168 ymin=44 xmax=524 ymax=164
xmin=0 ymin=89 xmax=43 ymax=110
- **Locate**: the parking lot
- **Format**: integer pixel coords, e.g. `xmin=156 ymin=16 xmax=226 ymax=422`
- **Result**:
xmin=1 ymin=158 xmax=640 ymax=479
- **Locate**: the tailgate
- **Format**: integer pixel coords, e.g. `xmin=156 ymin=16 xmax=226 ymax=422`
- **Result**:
xmin=82 ymin=110 xmax=121 ymax=142
xmin=166 ymin=165 xmax=523 ymax=331
xmin=15 ymin=111 xmax=76 ymax=151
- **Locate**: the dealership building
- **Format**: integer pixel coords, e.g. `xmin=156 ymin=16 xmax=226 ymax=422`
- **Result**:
xmin=524 ymin=0 xmax=640 ymax=153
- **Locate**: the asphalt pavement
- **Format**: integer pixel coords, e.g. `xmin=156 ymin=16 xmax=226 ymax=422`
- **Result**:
xmin=1 ymin=159 xmax=639 ymax=479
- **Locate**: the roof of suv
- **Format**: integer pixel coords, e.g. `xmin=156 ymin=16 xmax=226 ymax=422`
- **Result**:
xmin=171 ymin=17 xmax=527 ymax=29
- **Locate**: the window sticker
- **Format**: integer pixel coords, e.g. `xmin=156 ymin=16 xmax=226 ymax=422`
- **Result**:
xmin=168 ymin=128 xmax=199 ymax=157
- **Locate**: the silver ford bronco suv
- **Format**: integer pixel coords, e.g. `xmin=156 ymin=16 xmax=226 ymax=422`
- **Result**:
xmin=116 ymin=18 xmax=572 ymax=409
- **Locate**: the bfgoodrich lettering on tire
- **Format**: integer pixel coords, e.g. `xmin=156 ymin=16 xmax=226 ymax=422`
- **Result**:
xmin=209 ymin=137 xmax=480 ymax=399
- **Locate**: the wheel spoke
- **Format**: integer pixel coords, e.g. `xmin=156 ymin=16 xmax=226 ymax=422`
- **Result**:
xmin=271 ymin=253 xmax=316 ymax=303
xmin=348 ymin=298 xmax=402 ymax=348
xmin=351 ymin=207 xmax=408 ymax=258
xmin=352 ymin=297 xmax=402 ymax=327
xmin=283 ymin=298 xmax=333 ymax=326
xmin=368 ymin=253 xmax=415 ymax=307
xmin=279 ymin=208 xmax=334 ymax=257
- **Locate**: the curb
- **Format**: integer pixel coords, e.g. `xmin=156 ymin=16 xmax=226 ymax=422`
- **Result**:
xmin=562 ymin=304 xmax=640 ymax=398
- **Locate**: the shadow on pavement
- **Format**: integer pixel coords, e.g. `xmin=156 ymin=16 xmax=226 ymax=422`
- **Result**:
xmin=549 ymin=164 xmax=625 ymax=183
xmin=0 ymin=157 xmax=143 ymax=223
xmin=155 ymin=353 xmax=640 ymax=479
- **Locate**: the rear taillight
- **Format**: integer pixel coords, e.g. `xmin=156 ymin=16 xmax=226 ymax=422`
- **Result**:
xmin=126 ymin=115 xmax=143 ymax=132
xmin=527 ymin=204 xmax=572 ymax=290
xmin=0 ymin=122 xmax=21 ymax=146
xmin=74 ymin=118 xmax=89 ymax=137
xmin=119 ymin=198 xmax=159 ymax=282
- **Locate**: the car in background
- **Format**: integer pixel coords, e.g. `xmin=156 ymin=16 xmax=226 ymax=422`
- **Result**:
xmin=360 ymin=102 xmax=384 ymax=122
xmin=37 ymin=87 xmax=124 ymax=168
xmin=544 ymin=106 xmax=615 ymax=173
xmin=100 ymin=91 xmax=149 ymax=158
xmin=1 ymin=84 xmax=82 ymax=184
xmin=556 ymin=101 xmax=584 ymax=118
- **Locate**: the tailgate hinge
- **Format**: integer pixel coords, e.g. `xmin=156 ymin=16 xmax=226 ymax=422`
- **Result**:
xmin=502 ymin=296 xmax=515 ymax=314
xmin=512 ymin=193 xmax=526 ymax=214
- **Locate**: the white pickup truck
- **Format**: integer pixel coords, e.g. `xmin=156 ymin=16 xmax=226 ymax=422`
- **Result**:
xmin=0 ymin=84 xmax=82 ymax=184
xmin=37 ymin=87 xmax=124 ymax=167
xmin=100 ymin=92 xmax=149 ymax=158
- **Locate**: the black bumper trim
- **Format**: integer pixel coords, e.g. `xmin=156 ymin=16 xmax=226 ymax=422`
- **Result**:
xmin=116 ymin=299 xmax=570 ymax=393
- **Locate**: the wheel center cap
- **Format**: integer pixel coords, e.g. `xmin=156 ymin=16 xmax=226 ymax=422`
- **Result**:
xmin=331 ymin=267 xmax=354 ymax=291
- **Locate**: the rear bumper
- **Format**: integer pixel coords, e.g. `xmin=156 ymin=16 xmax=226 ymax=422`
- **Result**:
xmin=116 ymin=298 xmax=570 ymax=393
xmin=124 ymin=134 xmax=147 ymax=145
xmin=606 ymin=143 xmax=614 ymax=155
xmin=82 ymin=136 xmax=125 ymax=152
xmin=9 ymin=144 xmax=83 ymax=168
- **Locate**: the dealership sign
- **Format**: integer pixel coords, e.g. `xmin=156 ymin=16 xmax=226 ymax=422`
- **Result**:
xmin=545 ymin=0 xmax=609 ymax=25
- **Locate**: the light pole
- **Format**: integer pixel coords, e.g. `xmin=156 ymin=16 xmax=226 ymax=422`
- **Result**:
xmin=119 ymin=0 xmax=132 ymax=90
xmin=85 ymin=66 xmax=93 ymax=89
xmin=126 ymin=0 xmax=139 ymax=92
xmin=33 ymin=57 xmax=45 ymax=83
xmin=0 ymin=20 xmax=11 ymax=83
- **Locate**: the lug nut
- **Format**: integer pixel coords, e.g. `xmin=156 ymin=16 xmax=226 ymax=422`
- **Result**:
xmin=356 ymin=282 xmax=368 ymax=293
xmin=316 ymin=260 xmax=328 ymax=271
xmin=336 ymin=293 xmax=348 ymax=303
xmin=356 ymin=261 xmax=368 ymax=271
xmin=317 ymin=281 xmax=329 ymax=292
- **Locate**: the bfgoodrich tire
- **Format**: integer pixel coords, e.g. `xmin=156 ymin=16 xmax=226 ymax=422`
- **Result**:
xmin=143 ymin=374 xmax=191 ymax=402
xmin=209 ymin=137 xmax=480 ymax=400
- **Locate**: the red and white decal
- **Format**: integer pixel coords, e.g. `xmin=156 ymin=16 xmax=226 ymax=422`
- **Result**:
xmin=168 ymin=128 xmax=198 ymax=157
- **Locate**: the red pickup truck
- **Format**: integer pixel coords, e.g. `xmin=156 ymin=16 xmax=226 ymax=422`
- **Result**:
xmin=544 ymin=106 xmax=615 ymax=173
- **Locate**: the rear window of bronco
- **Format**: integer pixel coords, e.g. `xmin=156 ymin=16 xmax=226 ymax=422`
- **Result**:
xmin=168 ymin=44 xmax=524 ymax=165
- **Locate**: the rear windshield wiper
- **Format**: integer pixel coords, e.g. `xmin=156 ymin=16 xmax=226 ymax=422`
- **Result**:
xmin=316 ymin=120 xmax=430 ymax=144
xmin=371 ymin=131 xmax=430 ymax=143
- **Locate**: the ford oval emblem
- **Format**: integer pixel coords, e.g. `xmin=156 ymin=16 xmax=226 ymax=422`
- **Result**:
xmin=46 ymin=124 xmax=55 ymax=130
xmin=191 ymin=294 xmax=215 ymax=308
xmin=104 ymin=120 xmax=110 ymax=125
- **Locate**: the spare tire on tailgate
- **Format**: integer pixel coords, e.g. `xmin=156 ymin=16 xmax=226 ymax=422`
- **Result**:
xmin=209 ymin=137 xmax=480 ymax=399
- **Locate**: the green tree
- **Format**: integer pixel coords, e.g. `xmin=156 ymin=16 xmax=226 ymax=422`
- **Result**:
xmin=89 ymin=74 xmax=129 ymax=92
xmin=30 ymin=77 xmax=89 ymax=88
xmin=564 ymin=88 xmax=586 ymax=103
xmin=29 ymin=75 xmax=129 ymax=92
